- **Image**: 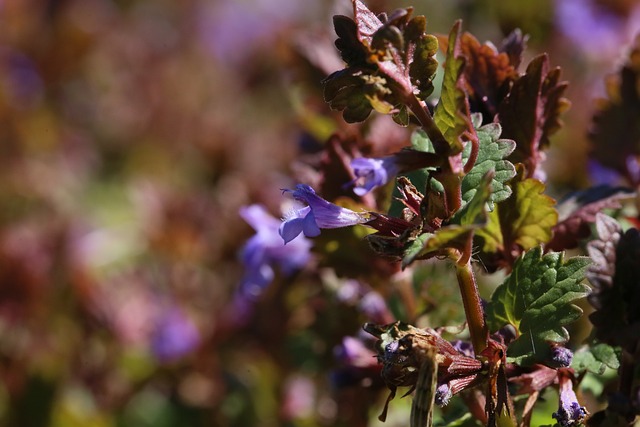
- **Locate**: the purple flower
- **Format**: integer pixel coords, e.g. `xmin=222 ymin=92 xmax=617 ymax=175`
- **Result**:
xmin=151 ymin=307 xmax=200 ymax=362
xmin=553 ymin=376 xmax=588 ymax=427
xmin=349 ymin=156 xmax=399 ymax=196
xmin=435 ymin=383 xmax=452 ymax=406
xmin=549 ymin=345 xmax=573 ymax=368
xmin=279 ymin=184 xmax=368 ymax=244
xmin=240 ymin=204 xmax=312 ymax=296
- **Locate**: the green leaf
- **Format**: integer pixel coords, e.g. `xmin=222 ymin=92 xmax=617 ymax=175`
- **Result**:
xmin=572 ymin=343 xmax=620 ymax=375
xmin=485 ymin=247 xmax=591 ymax=361
xmin=407 ymin=17 xmax=439 ymax=100
xmin=476 ymin=172 xmax=558 ymax=253
xmin=460 ymin=122 xmax=516 ymax=209
xmin=434 ymin=20 xmax=475 ymax=154
xmin=407 ymin=119 xmax=516 ymax=213
xmin=402 ymin=226 xmax=473 ymax=267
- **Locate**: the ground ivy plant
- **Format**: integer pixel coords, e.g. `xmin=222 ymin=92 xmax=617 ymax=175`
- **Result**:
xmin=240 ymin=1 xmax=640 ymax=426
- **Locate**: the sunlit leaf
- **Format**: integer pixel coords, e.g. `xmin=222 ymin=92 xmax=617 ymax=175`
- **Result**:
xmin=485 ymin=247 xmax=591 ymax=363
xmin=460 ymin=122 xmax=515 ymax=209
xmin=434 ymin=21 xmax=475 ymax=154
xmin=476 ymin=170 xmax=557 ymax=256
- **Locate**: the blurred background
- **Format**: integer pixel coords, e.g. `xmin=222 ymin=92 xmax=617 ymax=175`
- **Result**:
xmin=0 ymin=0 xmax=638 ymax=426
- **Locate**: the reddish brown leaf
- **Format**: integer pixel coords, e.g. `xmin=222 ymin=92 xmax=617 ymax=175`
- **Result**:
xmin=498 ymin=29 xmax=527 ymax=70
xmin=498 ymin=54 xmax=570 ymax=178
xmin=547 ymin=185 xmax=634 ymax=251
xmin=352 ymin=0 xmax=383 ymax=45
xmin=439 ymin=31 xmax=519 ymax=124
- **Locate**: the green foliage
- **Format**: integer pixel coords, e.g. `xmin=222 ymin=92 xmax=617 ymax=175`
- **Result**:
xmin=401 ymin=115 xmax=515 ymax=215
xmin=433 ymin=21 xmax=474 ymax=154
xmin=476 ymin=171 xmax=557 ymax=254
xmin=323 ymin=0 xmax=439 ymax=124
xmin=486 ymin=247 xmax=591 ymax=362
xmin=460 ymin=122 xmax=516 ymax=209
xmin=572 ymin=343 xmax=621 ymax=375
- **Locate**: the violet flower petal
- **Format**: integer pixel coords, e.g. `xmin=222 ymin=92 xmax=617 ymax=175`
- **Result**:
xmin=279 ymin=184 xmax=367 ymax=243
xmin=350 ymin=156 xmax=398 ymax=195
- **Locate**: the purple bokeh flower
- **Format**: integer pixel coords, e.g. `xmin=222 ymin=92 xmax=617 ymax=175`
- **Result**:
xmin=555 ymin=0 xmax=640 ymax=63
xmin=279 ymin=184 xmax=368 ymax=244
xmin=349 ymin=156 xmax=399 ymax=196
xmin=553 ymin=375 xmax=588 ymax=426
xmin=151 ymin=307 xmax=200 ymax=362
xmin=240 ymin=204 xmax=312 ymax=297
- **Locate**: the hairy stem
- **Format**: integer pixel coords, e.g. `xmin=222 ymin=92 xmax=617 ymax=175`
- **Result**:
xmin=455 ymin=260 xmax=488 ymax=354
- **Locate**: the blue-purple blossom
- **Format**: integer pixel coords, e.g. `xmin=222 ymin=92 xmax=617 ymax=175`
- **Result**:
xmin=240 ymin=204 xmax=312 ymax=296
xmin=435 ymin=383 xmax=452 ymax=406
xmin=151 ymin=307 xmax=200 ymax=362
xmin=553 ymin=378 xmax=588 ymax=426
xmin=349 ymin=156 xmax=399 ymax=196
xmin=549 ymin=345 xmax=574 ymax=368
xmin=279 ymin=184 xmax=368 ymax=243
xmin=450 ymin=340 xmax=475 ymax=358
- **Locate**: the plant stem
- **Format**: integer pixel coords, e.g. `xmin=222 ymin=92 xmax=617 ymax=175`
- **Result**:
xmin=455 ymin=260 xmax=488 ymax=354
xmin=405 ymin=93 xmax=463 ymax=214
xmin=405 ymin=93 xmax=449 ymax=157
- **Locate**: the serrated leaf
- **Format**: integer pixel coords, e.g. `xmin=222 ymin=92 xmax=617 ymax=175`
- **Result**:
xmin=326 ymin=1 xmax=439 ymax=124
xmin=352 ymin=0 xmax=383 ymax=45
xmin=434 ymin=21 xmax=475 ymax=154
xmin=408 ymin=118 xmax=516 ymax=214
xmin=461 ymin=123 xmax=516 ymax=209
xmin=333 ymin=15 xmax=369 ymax=66
xmin=323 ymin=68 xmax=375 ymax=123
xmin=476 ymin=171 xmax=558 ymax=256
xmin=589 ymin=34 xmax=640 ymax=180
xmin=485 ymin=247 xmax=591 ymax=361
xmin=407 ymin=16 xmax=439 ymax=100
xmin=498 ymin=54 xmax=570 ymax=177
xmin=438 ymin=31 xmax=519 ymax=124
